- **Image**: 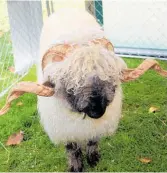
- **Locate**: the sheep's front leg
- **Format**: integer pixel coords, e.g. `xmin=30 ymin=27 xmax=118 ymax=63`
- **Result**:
xmin=86 ymin=139 xmax=100 ymax=167
xmin=65 ymin=142 xmax=83 ymax=172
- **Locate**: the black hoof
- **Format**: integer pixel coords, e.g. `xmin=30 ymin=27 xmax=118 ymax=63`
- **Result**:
xmin=68 ymin=164 xmax=83 ymax=172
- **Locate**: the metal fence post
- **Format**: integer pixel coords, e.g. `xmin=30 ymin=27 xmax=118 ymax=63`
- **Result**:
xmin=46 ymin=0 xmax=51 ymax=16
xmin=85 ymin=0 xmax=103 ymax=25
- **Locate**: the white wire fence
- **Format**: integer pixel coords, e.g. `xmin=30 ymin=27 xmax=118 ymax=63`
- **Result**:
xmin=0 ymin=0 xmax=167 ymax=98
xmin=87 ymin=0 xmax=167 ymax=60
xmin=0 ymin=1 xmax=43 ymax=98
xmin=0 ymin=1 xmax=16 ymax=97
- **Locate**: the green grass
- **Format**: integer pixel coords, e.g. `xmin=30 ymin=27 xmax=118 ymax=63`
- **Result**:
xmin=0 ymin=31 xmax=17 ymax=93
xmin=0 ymin=1 xmax=15 ymax=92
xmin=0 ymin=58 xmax=167 ymax=171
xmin=0 ymin=2 xmax=166 ymax=171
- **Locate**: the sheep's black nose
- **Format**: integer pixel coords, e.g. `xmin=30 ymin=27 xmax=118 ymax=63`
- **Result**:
xmin=85 ymin=109 xmax=105 ymax=119
xmin=83 ymin=94 xmax=108 ymax=119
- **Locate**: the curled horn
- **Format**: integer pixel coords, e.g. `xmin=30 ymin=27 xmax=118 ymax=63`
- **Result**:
xmin=0 ymin=81 xmax=55 ymax=116
xmin=121 ymin=59 xmax=167 ymax=82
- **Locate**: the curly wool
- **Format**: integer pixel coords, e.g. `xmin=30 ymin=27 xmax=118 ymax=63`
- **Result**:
xmin=38 ymin=8 xmax=127 ymax=144
xmin=44 ymin=45 xmax=126 ymax=95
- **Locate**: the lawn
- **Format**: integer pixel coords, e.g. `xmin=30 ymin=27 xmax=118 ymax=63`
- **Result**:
xmin=0 ymin=58 xmax=167 ymax=172
xmin=0 ymin=1 xmax=167 ymax=171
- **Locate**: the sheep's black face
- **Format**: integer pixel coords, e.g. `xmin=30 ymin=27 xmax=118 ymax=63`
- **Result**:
xmin=66 ymin=77 xmax=116 ymax=119
xmin=81 ymin=89 xmax=109 ymax=119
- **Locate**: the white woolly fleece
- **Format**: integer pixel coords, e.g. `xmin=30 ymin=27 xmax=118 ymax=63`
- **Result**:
xmin=38 ymin=86 xmax=122 ymax=144
xmin=37 ymin=8 xmax=126 ymax=144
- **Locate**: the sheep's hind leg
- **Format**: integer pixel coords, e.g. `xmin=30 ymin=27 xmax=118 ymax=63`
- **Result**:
xmin=65 ymin=142 xmax=83 ymax=172
xmin=86 ymin=139 xmax=100 ymax=167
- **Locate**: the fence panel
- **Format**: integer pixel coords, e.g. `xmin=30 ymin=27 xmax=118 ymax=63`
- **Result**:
xmin=85 ymin=0 xmax=167 ymax=59
xmin=0 ymin=1 xmax=43 ymax=98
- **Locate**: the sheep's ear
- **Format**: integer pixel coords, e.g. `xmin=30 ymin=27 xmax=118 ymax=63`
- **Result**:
xmin=121 ymin=59 xmax=167 ymax=82
xmin=0 ymin=82 xmax=55 ymax=116
xmin=43 ymin=81 xmax=55 ymax=88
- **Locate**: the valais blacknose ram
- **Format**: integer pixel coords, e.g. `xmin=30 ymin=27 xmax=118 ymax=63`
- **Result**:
xmin=38 ymin=8 xmax=126 ymax=171
xmin=1 ymin=8 xmax=167 ymax=172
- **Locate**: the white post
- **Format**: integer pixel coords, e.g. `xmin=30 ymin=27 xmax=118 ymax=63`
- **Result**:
xmin=7 ymin=0 xmax=43 ymax=74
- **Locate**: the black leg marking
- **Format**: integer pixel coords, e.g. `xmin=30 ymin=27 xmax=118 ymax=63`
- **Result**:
xmin=66 ymin=142 xmax=83 ymax=172
xmin=86 ymin=140 xmax=100 ymax=167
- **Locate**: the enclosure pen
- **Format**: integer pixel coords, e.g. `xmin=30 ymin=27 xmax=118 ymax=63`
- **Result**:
xmin=0 ymin=0 xmax=167 ymax=172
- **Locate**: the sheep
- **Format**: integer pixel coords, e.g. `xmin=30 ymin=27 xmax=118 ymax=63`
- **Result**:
xmin=37 ymin=8 xmax=127 ymax=171
xmin=1 ymin=8 xmax=167 ymax=172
